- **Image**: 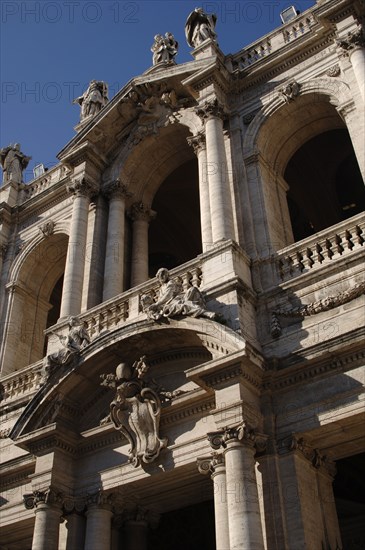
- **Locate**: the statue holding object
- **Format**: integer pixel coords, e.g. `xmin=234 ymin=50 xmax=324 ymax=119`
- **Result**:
xmin=185 ymin=7 xmax=217 ymax=48
xmin=73 ymin=80 xmax=109 ymax=122
xmin=0 ymin=143 xmax=31 ymax=184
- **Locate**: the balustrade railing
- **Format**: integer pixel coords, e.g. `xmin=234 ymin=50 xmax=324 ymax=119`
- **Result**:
xmin=20 ymin=164 xmax=68 ymax=203
xmin=276 ymin=214 xmax=365 ymax=282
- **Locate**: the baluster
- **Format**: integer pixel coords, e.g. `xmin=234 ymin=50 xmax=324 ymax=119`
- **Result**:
xmin=344 ymin=230 xmax=354 ymax=250
xmin=315 ymin=242 xmax=324 ymax=264
xmin=355 ymin=225 xmax=364 ymax=246
xmin=334 ymin=234 xmax=344 ymax=256
xmin=324 ymin=239 xmax=334 ymax=260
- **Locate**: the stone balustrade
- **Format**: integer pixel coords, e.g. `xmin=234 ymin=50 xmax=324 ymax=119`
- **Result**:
xmin=275 ymin=213 xmax=364 ymax=283
xmin=231 ymin=11 xmax=317 ymax=71
xmin=19 ymin=164 xmax=69 ymax=203
xmin=0 ymin=360 xmax=43 ymax=402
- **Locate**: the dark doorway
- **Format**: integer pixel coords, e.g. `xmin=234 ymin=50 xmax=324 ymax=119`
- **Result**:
xmin=333 ymin=452 xmax=365 ymax=549
xmin=149 ymin=500 xmax=216 ymax=550
xmin=148 ymin=159 xmax=201 ymax=277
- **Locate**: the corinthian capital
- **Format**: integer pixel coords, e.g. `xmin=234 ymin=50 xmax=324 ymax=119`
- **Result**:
xmin=187 ymin=132 xmax=206 ymax=154
xmin=129 ymin=202 xmax=156 ymax=222
xmin=196 ymin=98 xmax=226 ymax=121
xmin=197 ymin=452 xmax=225 ymax=475
xmin=23 ymin=487 xmax=64 ymax=509
xmin=336 ymin=27 xmax=365 ymax=56
xmin=103 ymin=179 xmax=132 ymax=200
xmin=207 ymin=421 xmax=266 ymax=451
xmin=67 ymin=177 xmax=98 ymax=198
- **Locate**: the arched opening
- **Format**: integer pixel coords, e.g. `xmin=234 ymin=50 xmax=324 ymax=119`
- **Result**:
xmin=1 ymin=234 xmax=68 ymax=374
xmin=285 ymin=129 xmax=365 ymax=241
xmin=253 ymin=92 xmax=364 ymax=249
xmin=148 ymin=158 xmax=201 ymax=276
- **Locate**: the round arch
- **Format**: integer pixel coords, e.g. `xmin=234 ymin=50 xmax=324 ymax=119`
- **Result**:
xmin=1 ymin=231 xmax=69 ymax=374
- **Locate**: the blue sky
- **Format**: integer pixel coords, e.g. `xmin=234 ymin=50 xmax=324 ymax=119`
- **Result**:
xmin=1 ymin=0 xmax=316 ymax=182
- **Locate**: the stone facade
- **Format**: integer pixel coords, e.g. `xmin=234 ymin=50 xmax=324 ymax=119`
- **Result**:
xmin=1 ymin=1 xmax=364 ymax=549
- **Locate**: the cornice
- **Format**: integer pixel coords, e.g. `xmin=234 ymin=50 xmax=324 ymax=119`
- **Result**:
xmin=263 ymin=341 xmax=365 ymax=392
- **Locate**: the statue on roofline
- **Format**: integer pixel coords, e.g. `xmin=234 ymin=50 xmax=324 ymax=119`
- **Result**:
xmin=185 ymin=7 xmax=217 ymax=48
xmin=0 ymin=143 xmax=31 ymax=184
xmin=151 ymin=32 xmax=178 ymax=65
xmin=73 ymin=80 xmax=109 ymax=122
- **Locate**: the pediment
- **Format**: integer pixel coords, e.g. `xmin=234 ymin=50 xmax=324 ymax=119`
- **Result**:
xmin=57 ymin=58 xmax=215 ymax=166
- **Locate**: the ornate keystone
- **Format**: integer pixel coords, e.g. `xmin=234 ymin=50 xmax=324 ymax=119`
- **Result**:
xmin=277 ymin=81 xmax=300 ymax=103
xmin=39 ymin=220 xmax=55 ymax=238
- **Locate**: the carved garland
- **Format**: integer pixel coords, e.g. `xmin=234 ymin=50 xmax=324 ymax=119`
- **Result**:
xmin=271 ymin=281 xmax=365 ymax=337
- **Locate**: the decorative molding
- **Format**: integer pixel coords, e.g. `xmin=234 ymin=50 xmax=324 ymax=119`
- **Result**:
xmin=271 ymin=281 xmax=365 ymax=337
xmin=0 ymin=428 xmax=11 ymax=438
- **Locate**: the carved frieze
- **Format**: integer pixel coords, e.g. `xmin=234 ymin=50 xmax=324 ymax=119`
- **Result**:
xmin=271 ymin=281 xmax=365 ymax=337
xmin=44 ymin=316 xmax=91 ymax=373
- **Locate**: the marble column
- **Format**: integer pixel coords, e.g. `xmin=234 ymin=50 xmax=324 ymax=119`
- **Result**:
xmin=125 ymin=516 xmax=149 ymax=550
xmin=60 ymin=177 xmax=98 ymax=318
xmin=197 ymin=453 xmax=230 ymax=550
xmin=24 ymin=489 xmax=63 ymax=550
xmin=338 ymin=28 xmax=365 ymax=101
xmin=84 ymin=493 xmax=114 ymax=550
xmin=62 ymin=511 xmax=86 ymax=550
xmin=187 ymin=132 xmax=213 ymax=252
xmin=208 ymin=424 xmax=265 ymax=550
xmin=197 ymin=100 xmax=234 ymax=244
xmin=129 ymin=202 xmax=156 ymax=287
xmin=102 ymin=179 xmax=131 ymax=301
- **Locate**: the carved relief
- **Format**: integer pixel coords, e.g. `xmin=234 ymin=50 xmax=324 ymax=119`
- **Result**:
xmin=44 ymin=316 xmax=91 ymax=372
xmin=100 ymin=356 xmax=168 ymax=467
xmin=141 ymin=267 xmax=217 ymax=321
xmin=271 ymin=281 xmax=365 ymax=337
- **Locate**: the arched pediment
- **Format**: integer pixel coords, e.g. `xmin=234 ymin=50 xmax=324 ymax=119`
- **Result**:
xmin=10 ymin=319 xmax=247 ymax=440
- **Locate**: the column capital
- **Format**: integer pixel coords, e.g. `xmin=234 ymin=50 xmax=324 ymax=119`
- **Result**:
xmin=128 ymin=202 xmax=156 ymax=223
xmin=103 ymin=179 xmax=132 ymax=201
xmin=195 ymin=98 xmax=226 ymax=121
xmin=187 ymin=132 xmax=206 ymax=154
xmin=336 ymin=27 xmax=365 ymax=56
xmin=277 ymin=435 xmax=336 ymax=476
xmin=67 ymin=177 xmax=99 ymax=198
xmin=23 ymin=487 xmax=64 ymax=510
xmin=197 ymin=451 xmax=225 ymax=475
xmin=208 ymin=422 xmax=267 ymax=452
xmin=63 ymin=496 xmax=87 ymax=515
xmin=86 ymin=490 xmax=114 ymax=510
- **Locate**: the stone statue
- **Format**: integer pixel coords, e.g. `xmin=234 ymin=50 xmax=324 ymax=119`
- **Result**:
xmin=44 ymin=316 xmax=90 ymax=370
xmin=141 ymin=267 xmax=216 ymax=321
xmin=185 ymin=7 xmax=217 ymax=48
xmin=73 ymin=80 xmax=109 ymax=122
xmin=0 ymin=143 xmax=31 ymax=184
xmin=151 ymin=32 xmax=178 ymax=65
xmin=100 ymin=356 xmax=167 ymax=467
